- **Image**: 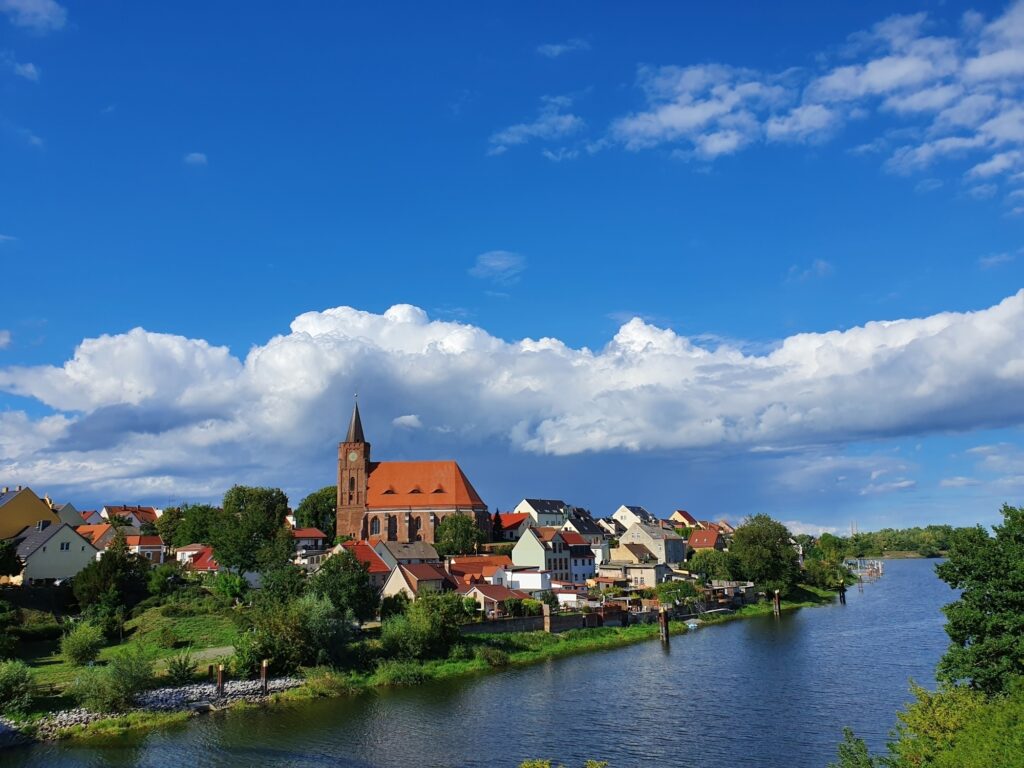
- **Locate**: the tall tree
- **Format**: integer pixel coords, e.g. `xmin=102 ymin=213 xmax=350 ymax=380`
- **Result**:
xmin=0 ymin=540 xmax=22 ymax=578
xmin=295 ymin=486 xmax=337 ymax=534
xmin=687 ymin=549 xmax=735 ymax=581
xmin=210 ymin=486 xmax=289 ymax=576
xmin=73 ymin=529 xmax=149 ymax=610
xmin=434 ymin=514 xmax=485 ymax=557
xmin=158 ymin=503 xmax=219 ymax=547
xmin=936 ymin=504 xmax=1024 ymax=694
xmin=492 ymin=511 xmax=505 ymax=542
xmin=310 ymin=549 xmax=378 ymax=623
xmin=730 ymin=514 xmax=801 ymax=595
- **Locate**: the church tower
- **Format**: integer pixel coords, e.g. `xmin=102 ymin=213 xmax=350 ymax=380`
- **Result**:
xmin=336 ymin=401 xmax=370 ymax=539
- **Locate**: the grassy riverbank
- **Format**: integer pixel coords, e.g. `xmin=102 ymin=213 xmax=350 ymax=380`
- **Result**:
xmin=27 ymin=584 xmax=843 ymax=742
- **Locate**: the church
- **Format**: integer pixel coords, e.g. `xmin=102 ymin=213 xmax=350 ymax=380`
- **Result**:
xmin=335 ymin=402 xmax=490 ymax=543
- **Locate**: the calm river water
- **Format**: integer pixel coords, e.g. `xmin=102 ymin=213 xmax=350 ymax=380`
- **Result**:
xmin=9 ymin=558 xmax=952 ymax=768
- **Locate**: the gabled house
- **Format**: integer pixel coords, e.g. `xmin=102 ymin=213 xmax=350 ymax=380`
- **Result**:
xmin=173 ymin=543 xmax=207 ymax=565
xmin=124 ymin=534 xmax=165 ymax=563
xmin=465 ymin=584 xmax=532 ymax=617
xmin=611 ymin=542 xmax=658 ymax=563
xmin=292 ymin=527 xmax=328 ymax=553
xmin=101 ymin=505 xmax=160 ymax=528
xmin=338 ymin=540 xmax=391 ymax=590
xmin=2 ymin=521 xmax=98 ymax=585
xmin=381 ymin=562 xmax=455 ymax=601
xmin=611 ymin=505 xmax=658 ymax=531
xmin=561 ymin=514 xmax=610 ymax=565
xmin=688 ymin=529 xmax=724 ymax=554
xmin=446 ymin=554 xmax=514 ymax=590
xmin=186 ymin=546 xmax=221 ymax=574
xmin=717 ymin=520 xmax=736 ymax=535
xmin=597 ymin=560 xmax=671 ymax=588
xmin=669 ymin=509 xmax=699 ymax=528
xmin=0 ymin=486 xmax=61 ymax=540
xmin=46 ymin=499 xmax=84 ymax=528
xmin=596 ymin=518 xmax=626 ymax=538
xmin=511 ymin=527 xmax=571 ymax=582
xmin=620 ymin=523 xmax=686 ymax=564
xmin=513 ymin=498 xmax=574 ymax=527
xmin=75 ymin=523 xmax=119 ymax=552
xmin=491 ymin=512 xmax=533 ymax=542
xmin=559 ymin=530 xmax=597 ymax=583
xmin=79 ymin=510 xmax=104 ymax=525
xmin=372 ymin=540 xmax=441 ymax=571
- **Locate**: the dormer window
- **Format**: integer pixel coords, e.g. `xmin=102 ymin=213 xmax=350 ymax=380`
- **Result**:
xmin=409 ymin=486 xmax=422 ymax=494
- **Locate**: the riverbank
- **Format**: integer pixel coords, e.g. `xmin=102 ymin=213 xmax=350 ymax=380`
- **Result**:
xmin=4 ymin=585 xmax=843 ymax=745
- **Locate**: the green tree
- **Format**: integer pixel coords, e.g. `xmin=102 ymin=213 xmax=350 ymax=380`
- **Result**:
xmin=655 ymin=579 xmax=697 ymax=606
xmin=380 ymin=592 xmax=464 ymax=660
xmin=310 ymin=549 xmax=378 ymax=623
xmin=492 ymin=511 xmax=505 ymax=541
xmin=433 ymin=514 xmax=485 ymax=557
xmin=935 ymin=504 xmax=1024 ymax=694
xmin=730 ymin=514 xmax=801 ymax=595
xmin=73 ymin=530 xmax=149 ymax=611
xmin=687 ymin=549 xmax=735 ymax=581
xmin=885 ymin=682 xmax=987 ymax=766
xmin=210 ymin=486 xmax=289 ymax=576
xmin=828 ymin=728 xmax=878 ymax=768
xmin=295 ymin=486 xmax=337 ymax=535
xmin=0 ymin=540 xmax=22 ymax=578
xmin=158 ymin=503 xmax=219 ymax=548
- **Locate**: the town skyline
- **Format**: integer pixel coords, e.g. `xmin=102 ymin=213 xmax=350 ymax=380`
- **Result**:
xmin=3 ymin=1 xmax=1024 ymax=533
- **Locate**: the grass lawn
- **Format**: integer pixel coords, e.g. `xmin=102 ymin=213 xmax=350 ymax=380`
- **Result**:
xmin=16 ymin=608 xmax=240 ymax=691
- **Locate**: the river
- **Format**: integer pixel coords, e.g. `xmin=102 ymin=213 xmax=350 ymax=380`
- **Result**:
xmin=8 ymin=558 xmax=952 ymax=768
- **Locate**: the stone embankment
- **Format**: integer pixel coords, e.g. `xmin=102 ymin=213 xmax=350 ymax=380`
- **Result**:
xmin=3 ymin=676 xmax=303 ymax=744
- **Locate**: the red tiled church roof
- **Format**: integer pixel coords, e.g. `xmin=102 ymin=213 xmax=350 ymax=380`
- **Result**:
xmin=367 ymin=461 xmax=485 ymax=510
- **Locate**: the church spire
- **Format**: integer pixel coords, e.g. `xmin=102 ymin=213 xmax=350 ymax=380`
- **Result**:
xmin=346 ymin=399 xmax=365 ymax=443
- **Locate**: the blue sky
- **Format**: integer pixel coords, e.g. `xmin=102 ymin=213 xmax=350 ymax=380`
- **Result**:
xmin=1 ymin=0 xmax=1023 ymax=533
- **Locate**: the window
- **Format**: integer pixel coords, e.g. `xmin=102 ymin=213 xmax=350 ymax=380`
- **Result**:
xmin=60 ymin=542 xmax=70 ymax=551
xmin=370 ymin=517 xmax=380 ymax=536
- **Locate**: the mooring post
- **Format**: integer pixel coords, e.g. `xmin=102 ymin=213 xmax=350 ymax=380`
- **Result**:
xmin=839 ymin=581 xmax=847 ymax=605
xmin=772 ymin=589 xmax=781 ymax=617
xmin=260 ymin=659 xmax=269 ymax=695
xmin=207 ymin=663 xmax=214 ymax=680
xmin=659 ymin=607 xmax=670 ymax=645
xmin=216 ymin=664 xmax=224 ymax=696
xmin=542 ymin=603 xmax=552 ymax=633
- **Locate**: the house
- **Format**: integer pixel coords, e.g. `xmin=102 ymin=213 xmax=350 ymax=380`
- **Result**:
xmin=338 ymin=540 xmax=391 ymax=590
xmin=174 ymin=543 xmax=207 ymax=565
xmin=620 ymin=523 xmax=686 ymax=564
xmin=596 ymin=518 xmax=626 ymax=538
xmin=185 ymin=546 xmax=221 ymax=574
xmin=611 ymin=505 xmax=658 ymax=531
xmin=688 ymin=529 xmax=724 ymax=554
xmin=79 ymin=510 xmax=104 ymax=525
xmin=669 ymin=509 xmax=699 ymax=528
xmin=491 ymin=512 xmax=533 ymax=542
xmin=381 ymin=562 xmax=455 ymax=601
xmin=511 ymin=527 xmax=571 ymax=582
xmin=0 ymin=486 xmax=61 ymax=539
xmin=465 ymin=584 xmax=532 ymax=617
xmin=445 ymin=554 xmax=514 ymax=589
xmin=75 ymin=523 xmax=120 ymax=552
xmin=292 ymin=527 xmax=328 ymax=553
xmin=611 ymin=543 xmax=658 ymax=563
xmin=124 ymin=535 xmax=165 ymax=564
xmin=336 ymin=403 xmax=490 ymax=543
xmin=2 ymin=521 xmax=98 ymax=585
xmin=46 ymin=499 xmax=84 ymax=528
xmin=101 ymin=505 xmax=160 ymax=528
xmin=561 ymin=514 xmax=610 ymax=565
xmin=718 ymin=520 xmax=736 ymax=535
xmin=372 ymin=540 xmax=441 ymax=571
xmin=597 ymin=560 xmax=672 ymax=588
xmin=559 ymin=530 xmax=597 ymax=583
xmin=513 ymin=498 xmax=574 ymax=527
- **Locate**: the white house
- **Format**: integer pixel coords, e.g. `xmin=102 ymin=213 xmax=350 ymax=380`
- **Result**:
xmin=561 ymin=514 xmax=610 ymax=565
xmin=124 ymin=534 xmax=166 ymax=564
xmin=611 ymin=505 xmax=658 ymax=531
xmin=4 ymin=521 xmax=98 ymax=585
xmin=101 ymin=505 xmax=160 ymax=528
xmin=487 ymin=567 xmax=552 ymax=596
xmin=513 ymin=498 xmax=575 ymax=527
xmin=511 ymin=527 xmax=571 ymax=583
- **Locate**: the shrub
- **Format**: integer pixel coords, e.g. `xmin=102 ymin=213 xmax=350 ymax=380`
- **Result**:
xmin=475 ymin=646 xmax=510 ymax=667
xmin=210 ymin=572 xmax=248 ymax=602
xmin=0 ymin=660 xmax=32 ymax=714
xmin=522 ymin=599 xmax=543 ymax=616
xmin=233 ymin=593 xmax=350 ymax=675
xmin=147 ymin=563 xmax=184 ymax=598
xmin=379 ymin=592 xmax=409 ymax=621
xmin=374 ymin=659 xmax=429 ymax=686
xmin=153 ymin=626 xmax=178 ymax=649
xmin=165 ymin=647 xmax=197 ymax=685
xmin=70 ymin=645 xmax=154 ymax=712
xmin=448 ymin=643 xmax=473 ymax=661
xmin=61 ymin=621 xmax=104 ymax=665
xmin=302 ymin=667 xmax=364 ymax=697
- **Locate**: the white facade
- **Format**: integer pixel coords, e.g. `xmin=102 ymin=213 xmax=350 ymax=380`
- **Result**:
xmin=611 ymin=505 xmax=657 ymax=531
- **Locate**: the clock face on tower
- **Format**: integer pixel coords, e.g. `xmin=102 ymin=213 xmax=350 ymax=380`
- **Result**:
xmin=348 ymin=450 xmax=359 ymax=463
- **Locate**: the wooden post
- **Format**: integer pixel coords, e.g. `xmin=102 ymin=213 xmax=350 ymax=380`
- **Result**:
xmin=216 ymin=664 xmax=224 ymax=696
xmin=658 ymin=607 xmax=670 ymax=645
xmin=207 ymin=664 xmax=214 ymax=680
xmin=260 ymin=659 xmax=268 ymax=695
xmin=772 ymin=589 xmax=781 ymax=617
xmin=542 ymin=603 xmax=552 ymax=633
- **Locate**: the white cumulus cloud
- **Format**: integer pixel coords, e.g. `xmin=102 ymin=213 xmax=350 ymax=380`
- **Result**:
xmin=0 ymin=0 xmax=66 ymax=31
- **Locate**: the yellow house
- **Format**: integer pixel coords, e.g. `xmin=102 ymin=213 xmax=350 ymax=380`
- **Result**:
xmin=4 ymin=521 xmax=98 ymax=585
xmin=0 ymin=486 xmax=61 ymax=540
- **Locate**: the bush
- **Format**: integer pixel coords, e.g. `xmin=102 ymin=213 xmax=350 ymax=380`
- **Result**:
xmin=522 ymin=599 xmax=543 ymax=616
xmin=210 ymin=572 xmax=248 ymax=602
xmin=374 ymin=659 xmax=429 ymax=686
xmin=475 ymin=646 xmax=510 ymax=667
xmin=153 ymin=625 xmax=178 ymax=649
xmin=70 ymin=645 xmax=154 ymax=712
xmin=147 ymin=563 xmax=184 ymax=598
xmin=233 ymin=593 xmax=350 ymax=675
xmin=61 ymin=621 xmax=105 ymax=665
xmin=0 ymin=659 xmax=32 ymax=714
xmin=379 ymin=592 xmax=409 ymax=621
xmin=165 ymin=647 xmax=198 ymax=685
xmin=448 ymin=643 xmax=473 ymax=661
xmin=380 ymin=593 xmax=465 ymax=660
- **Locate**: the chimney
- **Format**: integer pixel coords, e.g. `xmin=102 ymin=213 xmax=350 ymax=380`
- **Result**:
xmin=16 ymin=485 xmax=22 ymax=492
xmin=1 ymin=487 xmax=7 ymax=495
